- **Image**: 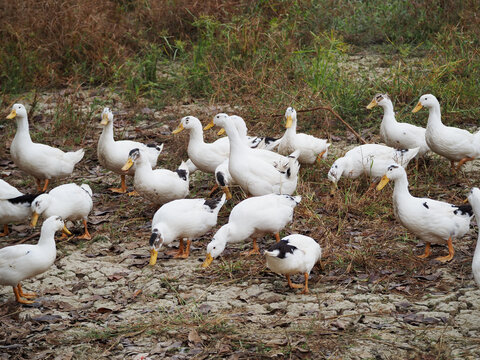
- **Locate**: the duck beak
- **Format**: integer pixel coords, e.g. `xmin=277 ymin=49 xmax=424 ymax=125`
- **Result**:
xmin=330 ymin=182 xmax=337 ymax=195
xmin=100 ymin=113 xmax=109 ymax=125
xmin=62 ymin=225 xmax=72 ymax=236
xmin=150 ymin=248 xmax=158 ymax=266
xmin=222 ymin=186 xmax=232 ymax=200
xmin=412 ymin=102 xmax=423 ymax=113
xmin=285 ymin=115 xmax=293 ymax=128
xmin=31 ymin=212 xmax=39 ymax=227
xmin=121 ymin=158 xmax=134 ymax=171
xmin=204 ymin=120 xmax=215 ymax=131
xmin=376 ymin=175 xmax=390 ymax=190
xmin=202 ymin=253 xmax=213 ymax=268
xmin=366 ymin=99 xmax=377 ymax=110
xmin=217 ymin=128 xmax=226 ymax=136
xmin=172 ymin=123 xmax=184 ymax=134
xmin=464 ymin=198 xmax=469 ymax=204
xmin=6 ymin=109 xmax=16 ymax=119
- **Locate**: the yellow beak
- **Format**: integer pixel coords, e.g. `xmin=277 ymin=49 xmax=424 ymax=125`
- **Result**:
xmin=412 ymin=102 xmax=423 ymax=113
xmin=100 ymin=113 xmax=109 ymax=125
xmin=204 ymin=120 xmax=215 ymax=131
xmin=62 ymin=225 xmax=72 ymax=236
xmin=330 ymin=182 xmax=338 ymax=195
xmin=366 ymin=99 xmax=378 ymax=110
xmin=202 ymin=253 xmax=214 ymax=268
xmin=6 ymin=109 xmax=16 ymax=119
xmin=222 ymin=186 xmax=232 ymax=200
xmin=217 ymin=128 xmax=226 ymax=136
xmin=31 ymin=212 xmax=39 ymax=227
xmin=150 ymin=248 xmax=158 ymax=266
xmin=121 ymin=158 xmax=134 ymax=171
xmin=285 ymin=115 xmax=293 ymax=128
xmin=376 ymin=175 xmax=390 ymax=191
xmin=172 ymin=123 xmax=184 ymax=134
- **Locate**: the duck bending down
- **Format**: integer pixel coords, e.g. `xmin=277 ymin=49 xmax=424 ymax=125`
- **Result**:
xmin=0 ymin=179 xmax=37 ymax=237
xmin=377 ymin=164 xmax=472 ymax=262
xmin=212 ymin=114 xmax=300 ymax=196
xmin=467 ymin=187 xmax=480 ymax=286
xmin=367 ymin=94 xmax=430 ymax=160
xmin=328 ymin=144 xmax=419 ymax=190
xmin=122 ymin=148 xmax=189 ymax=205
xmin=277 ymin=107 xmax=330 ymax=164
xmin=149 ymin=194 xmax=226 ymax=264
xmin=0 ymin=216 xmax=70 ymax=304
xmin=31 ymin=183 xmax=93 ymax=240
xmin=203 ymin=194 xmax=301 ymax=267
xmin=7 ymin=104 xmax=84 ymax=192
xmin=265 ymin=234 xmax=322 ymax=294
xmin=412 ymin=94 xmax=480 ymax=170
xmin=97 ymin=107 xmax=163 ymax=194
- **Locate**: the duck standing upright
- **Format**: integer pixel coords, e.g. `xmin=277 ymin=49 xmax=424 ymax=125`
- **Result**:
xmin=7 ymin=104 xmax=84 ymax=192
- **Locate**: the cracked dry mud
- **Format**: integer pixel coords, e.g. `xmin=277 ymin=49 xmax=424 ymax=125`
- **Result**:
xmin=1 ymin=88 xmax=480 ymax=359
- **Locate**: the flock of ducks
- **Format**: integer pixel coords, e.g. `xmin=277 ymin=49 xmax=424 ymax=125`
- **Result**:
xmin=1 ymin=93 xmax=480 ymax=305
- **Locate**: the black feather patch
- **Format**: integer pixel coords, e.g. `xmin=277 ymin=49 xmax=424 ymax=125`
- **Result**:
xmin=175 ymin=169 xmax=187 ymax=181
xmin=216 ymin=172 xmax=226 ymax=187
xmin=267 ymin=240 xmax=297 ymax=259
xmin=453 ymin=204 xmax=473 ymax=216
xmin=8 ymin=193 xmax=39 ymax=205
xmin=204 ymin=197 xmax=223 ymax=210
xmin=147 ymin=143 xmax=163 ymax=152
xmin=149 ymin=230 xmax=158 ymax=247
xmin=264 ymin=136 xmax=277 ymax=145
xmin=396 ymin=149 xmax=409 ymax=153
xmin=387 ymin=164 xmax=399 ymax=171
xmin=286 ymin=168 xmax=291 ymax=178
xmin=128 ymin=148 xmax=140 ymax=156
xmin=423 ymin=202 xmax=429 ymax=209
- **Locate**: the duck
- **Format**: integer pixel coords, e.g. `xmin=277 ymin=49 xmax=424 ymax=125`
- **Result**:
xmin=97 ymin=107 xmax=163 ymax=194
xmin=264 ymin=234 xmax=322 ymax=294
xmin=412 ymin=94 xmax=480 ymax=170
xmin=7 ymin=104 xmax=84 ymax=192
xmin=367 ymin=93 xmax=430 ymax=159
xmin=121 ymin=148 xmax=189 ymax=205
xmin=149 ymin=194 xmax=226 ymax=264
xmin=277 ymin=107 xmax=330 ymax=164
xmin=31 ymin=183 xmax=94 ymax=240
xmin=328 ymin=144 xmax=419 ymax=190
xmin=172 ymin=116 xmax=229 ymax=174
xmin=467 ymin=187 xmax=480 ymax=286
xmin=212 ymin=114 xmax=301 ymax=196
xmin=202 ymin=194 xmax=301 ymax=267
xmin=0 ymin=179 xmax=37 ymax=237
xmin=377 ymin=164 xmax=473 ymax=262
xmin=0 ymin=216 xmax=71 ymax=304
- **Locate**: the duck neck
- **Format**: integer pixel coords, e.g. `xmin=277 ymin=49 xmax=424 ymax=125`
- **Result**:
xmin=426 ymin=104 xmax=443 ymax=127
xmin=392 ymin=173 xmax=410 ymax=202
xmin=38 ymin=227 xmax=57 ymax=249
xmin=14 ymin=116 xmax=32 ymax=142
xmin=284 ymin=117 xmax=297 ymax=140
xmin=224 ymin=120 xmax=249 ymax=155
xmin=100 ymin=121 xmax=115 ymax=144
xmin=380 ymin=101 xmax=397 ymax=124
xmin=187 ymin=126 xmax=205 ymax=148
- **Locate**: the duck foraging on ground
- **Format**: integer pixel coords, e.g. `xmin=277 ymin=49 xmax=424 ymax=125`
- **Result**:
xmin=264 ymin=234 xmax=322 ymax=294
xmin=0 ymin=216 xmax=70 ymax=304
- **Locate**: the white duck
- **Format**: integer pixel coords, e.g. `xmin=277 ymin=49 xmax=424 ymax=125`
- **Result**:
xmin=264 ymin=234 xmax=322 ymax=294
xmin=277 ymin=107 xmax=330 ymax=164
xmin=149 ymin=194 xmax=226 ymax=264
xmin=213 ymin=114 xmax=300 ymax=196
xmin=377 ymin=164 xmax=473 ymax=262
xmin=467 ymin=187 xmax=480 ymax=286
xmin=0 ymin=216 xmax=70 ymax=304
xmin=31 ymin=183 xmax=93 ymax=240
xmin=97 ymin=107 xmax=163 ymax=194
xmin=121 ymin=148 xmax=189 ymax=205
xmin=412 ymin=94 xmax=480 ymax=170
xmin=367 ymin=94 xmax=430 ymax=158
xmin=172 ymin=116 xmax=230 ymax=174
xmin=7 ymin=104 xmax=84 ymax=192
xmin=203 ymin=194 xmax=301 ymax=267
xmin=0 ymin=179 xmax=36 ymax=237
xmin=328 ymin=144 xmax=419 ymax=189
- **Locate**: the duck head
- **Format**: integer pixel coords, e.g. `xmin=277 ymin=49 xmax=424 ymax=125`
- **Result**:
xmin=366 ymin=93 xmax=391 ymax=109
xmin=42 ymin=216 xmax=72 ymax=236
xmin=412 ymin=94 xmax=439 ymax=113
xmin=285 ymin=107 xmax=297 ymax=128
xmin=202 ymin=225 xmax=229 ymax=268
xmin=172 ymin=116 xmax=201 ymax=134
xmin=121 ymin=148 xmax=141 ymax=171
xmin=100 ymin=107 xmax=113 ymax=126
xmin=149 ymin=228 xmax=165 ymax=265
xmin=6 ymin=104 xmax=27 ymax=120
xmin=31 ymin=194 xmax=52 ymax=227
xmin=376 ymin=164 xmax=405 ymax=190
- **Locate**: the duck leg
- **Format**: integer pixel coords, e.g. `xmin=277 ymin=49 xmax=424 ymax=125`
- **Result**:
xmin=275 ymin=233 xmax=280 ymax=243
xmin=0 ymin=224 xmax=9 ymax=237
xmin=450 ymin=161 xmax=456 ymax=173
xmin=456 ymin=157 xmax=475 ymax=170
xmin=127 ymin=190 xmax=139 ymax=196
xmin=417 ymin=242 xmax=431 ymax=259
xmin=167 ymin=238 xmax=184 ymax=257
xmin=109 ymin=175 xmax=127 ymax=194
xmin=316 ymin=150 xmax=326 ymax=164
xmin=13 ymin=285 xmax=34 ymax=304
xmin=17 ymin=284 xmax=36 ymax=298
xmin=208 ymin=184 xmax=218 ymax=197
xmin=299 ymin=272 xmax=310 ymax=294
xmin=35 ymin=178 xmax=43 ymax=192
xmin=41 ymin=179 xmax=49 ymax=192
xmin=77 ymin=219 xmax=92 ymax=240
xmin=175 ymin=239 xmax=192 ymax=259
xmin=286 ymin=274 xmax=304 ymax=289
xmin=241 ymin=237 xmax=260 ymax=256
xmin=435 ymin=237 xmax=455 ymax=262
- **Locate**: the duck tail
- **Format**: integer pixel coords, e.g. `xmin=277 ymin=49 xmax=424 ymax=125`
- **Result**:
xmin=65 ymin=148 xmax=85 ymax=165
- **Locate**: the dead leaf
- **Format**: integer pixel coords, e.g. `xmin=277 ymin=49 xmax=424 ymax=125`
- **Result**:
xmin=188 ymin=329 xmax=202 ymax=346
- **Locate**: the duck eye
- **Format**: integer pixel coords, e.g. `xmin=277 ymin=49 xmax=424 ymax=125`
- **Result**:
xmin=424 ymin=97 xmax=427 ymax=101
